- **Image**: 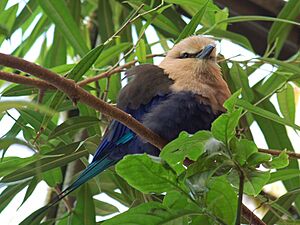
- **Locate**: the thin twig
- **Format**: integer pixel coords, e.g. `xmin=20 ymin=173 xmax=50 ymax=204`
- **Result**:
xmin=77 ymin=53 xmax=164 ymax=86
xmin=259 ymin=148 xmax=300 ymax=159
xmin=104 ymin=3 xmax=145 ymax=45
xmin=130 ymin=0 xmax=165 ymax=23
xmin=37 ymin=88 xmax=46 ymax=103
xmin=54 ymin=186 xmax=73 ymax=212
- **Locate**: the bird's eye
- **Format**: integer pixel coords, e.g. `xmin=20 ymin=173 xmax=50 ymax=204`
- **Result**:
xmin=181 ymin=53 xmax=189 ymax=58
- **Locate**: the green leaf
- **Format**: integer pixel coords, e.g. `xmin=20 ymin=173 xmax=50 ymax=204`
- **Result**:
xmin=94 ymin=199 xmax=119 ymax=216
xmin=71 ymin=184 xmax=96 ymax=225
xmin=11 ymin=0 xmax=39 ymax=33
xmin=97 ymin=0 xmax=114 ymax=41
xmin=0 ymin=101 xmax=56 ymax=115
xmin=12 ymin=15 xmax=51 ymax=58
xmin=94 ymin=42 xmax=132 ymax=68
xmin=247 ymin=152 xmax=272 ymax=166
xmin=0 ymin=3 xmax=18 ymax=36
xmin=160 ymin=131 xmax=214 ymax=175
xmin=126 ymin=1 xmax=180 ymax=37
xmin=0 ymin=181 xmax=30 ymax=213
xmin=163 ymin=191 xmax=199 ymax=211
xmin=268 ymin=169 xmax=300 ymax=184
xmin=103 ymin=201 xmax=200 ymax=225
xmin=37 ymin=0 xmax=89 ymax=57
xmin=0 ymin=156 xmax=37 ymax=177
xmin=0 ymin=137 xmax=32 ymax=153
xmin=268 ymin=0 xmax=300 ymax=56
xmin=1 ymin=143 xmax=87 ymax=183
xmin=19 ymin=206 xmax=50 ymax=225
xmin=0 ymin=0 xmax=8 ymax=11
xmin=253 ymin=99 xmax=300 ymax=212
xmin=190 ymin=215 xmax=212 ymax=225
xmin=44 ymin=27 xmax=67 ymax=67
xmin=165 ymin=0 xmax=221 ymax=27
xmin=205 ymin=15 xmax=300 ymax=35
xmin=116 ymin=154 xmax=180 ymax=194
xmin=228 ymin=169 xmax=270 ymax=196
xmin=231 ymin=138 xmax=258 ymax=166
xmin=230 ymin=63 xmax=254 ymax=102
xmin=236 ymin=99 xmax=300 ymax=130
xmin=19 ymin=177 xmax=38 ymax=208
xmin=176 ymin=0 xmax=208 ymax=43
xmin=260 ymin=57 xmax=300 ymax=77
xmin=49 ymin=116 xmax=100 ymax=139
xmin=254 ymin=71 xmax=289 ymax=97
xmin=82 ymin=134 xmax=101 ymax=155
xmin=223 ymin=89 xmax=241 ymax=112
xmin=197 ymin=28 xmax=253 ymax=51
xmin=268 ymin=151 xmax=289 ymax=169
xmin=206 ymin=176 xmax=237 ymax=225
xmin=68 ymin=44 xmax=104 ymax=81
xmin=277 ymin=84 xmax=295 ymax=123
xmin=211 ymin=109 xmax=242 ymax=144
xmin=42 ymin=168 xmax=62 ymax=187
xmin=263 ymin=188 xmax=300 ymax=224
xmin=1 ymin=84 xmax=39 ymax=96
xmin=136 ymin=39 xmax=147 ymax=63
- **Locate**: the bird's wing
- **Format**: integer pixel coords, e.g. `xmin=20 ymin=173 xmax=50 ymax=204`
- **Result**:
xmin=92 ymin=64 xmax=173 ymax=161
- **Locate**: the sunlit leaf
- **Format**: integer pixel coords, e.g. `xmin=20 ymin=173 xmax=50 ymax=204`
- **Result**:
xmin=116 ymin=154 xmax=180 ymax=193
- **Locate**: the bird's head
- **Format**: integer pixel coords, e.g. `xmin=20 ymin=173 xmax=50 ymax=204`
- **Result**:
xmin=159 ymin=36 xmax=231 ymax=112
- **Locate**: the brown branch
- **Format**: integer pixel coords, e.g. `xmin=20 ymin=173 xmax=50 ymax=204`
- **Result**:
xmin=78 ymin=62 xmax=131 ymax=87
xmin=242 ymin=204 xmax=266 ymax=225
xmin=0 ymin=53 xmax=167 ymax=149
xmin=0 ymin=71 xmax=54 ymax=89
xmin=0 ymin=54 xmax=165 ymax=91
xmin=78 ymin=53 xmax=165 ymax=86
xmin=258 ymin=148 xmax=300 ymax=159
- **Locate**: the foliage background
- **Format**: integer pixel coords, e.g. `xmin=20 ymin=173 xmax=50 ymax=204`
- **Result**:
xmin=0 ymin=0 xmax=299 ymax=224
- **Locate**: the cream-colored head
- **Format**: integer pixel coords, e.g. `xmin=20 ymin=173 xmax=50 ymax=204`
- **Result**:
xmin=159 ymin=36 xmax=231 ymax=113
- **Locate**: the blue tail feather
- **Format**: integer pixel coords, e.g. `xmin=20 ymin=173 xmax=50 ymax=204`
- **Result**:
xmin=43 ymin=156 xmax=115 ymax=212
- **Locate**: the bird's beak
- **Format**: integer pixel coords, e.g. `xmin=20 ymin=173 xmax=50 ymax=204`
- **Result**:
xmin=196 ymin=44 xmax=215 ymax=59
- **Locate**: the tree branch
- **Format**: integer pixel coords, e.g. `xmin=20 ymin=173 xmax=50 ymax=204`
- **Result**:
xmin=0 ymin=53 xmax=167 ymax=149
xmin=0 ymin=54 xmax=165 ymax=90
xmin=0 ymin=71 xmax=54 ymax=89
xmin=258 ymin=148 xmax=300 ymax=159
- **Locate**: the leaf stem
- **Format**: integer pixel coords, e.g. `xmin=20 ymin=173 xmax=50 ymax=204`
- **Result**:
xmin=235 ymin=164 xmax=245 ymax=225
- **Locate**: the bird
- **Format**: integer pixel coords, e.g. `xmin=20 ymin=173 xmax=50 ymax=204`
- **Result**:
xmin=48 ymin=35 xmax=231 ymax=208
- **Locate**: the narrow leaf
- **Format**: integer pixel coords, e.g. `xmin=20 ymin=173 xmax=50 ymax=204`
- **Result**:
xmin=176 ymin=0 xmax=208 ymax=43
xmin=236 ymin=99 xmax=300 ymax=130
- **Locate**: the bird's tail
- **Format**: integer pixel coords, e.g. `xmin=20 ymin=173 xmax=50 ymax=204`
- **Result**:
xmin=35 ymin=157 xmax=115 ymax=217
xmin=52 ymin=157 xmax=115 ymax=205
